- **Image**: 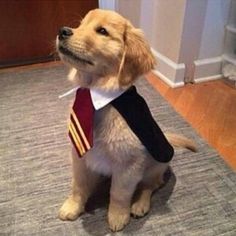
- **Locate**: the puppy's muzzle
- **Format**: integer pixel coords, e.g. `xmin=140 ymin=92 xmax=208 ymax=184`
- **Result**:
xmin=58 ymin=27 xmax=73 ymax=41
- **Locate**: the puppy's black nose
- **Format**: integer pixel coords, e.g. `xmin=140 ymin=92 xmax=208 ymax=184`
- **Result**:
xmin=58 ymin=27 xmax=73 ymax=40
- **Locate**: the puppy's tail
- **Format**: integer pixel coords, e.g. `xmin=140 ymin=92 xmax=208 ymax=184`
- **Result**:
xmin=165 ymin=132 xmax=197 ymax=152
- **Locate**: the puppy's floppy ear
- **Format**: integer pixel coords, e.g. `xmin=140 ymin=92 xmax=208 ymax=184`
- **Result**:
xmin=119 ymin=21 xmax=156 ymax=86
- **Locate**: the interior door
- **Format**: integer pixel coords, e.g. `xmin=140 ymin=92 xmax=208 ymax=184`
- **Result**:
xmin=0 ymin=0 xmax=98 ymax=68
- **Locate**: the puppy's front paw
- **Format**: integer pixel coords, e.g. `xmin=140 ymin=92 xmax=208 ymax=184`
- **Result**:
xmin=131 ymin=198 xmax=150 ymax=218
xmin=58 ymin=196 xmax=84 ymax=221
xmin=108 ymin=204 xmax=130 ymax=232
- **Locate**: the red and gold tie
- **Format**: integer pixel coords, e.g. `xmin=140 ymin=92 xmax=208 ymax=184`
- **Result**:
xmin=68 ymin=88 xmax=94 ymax=157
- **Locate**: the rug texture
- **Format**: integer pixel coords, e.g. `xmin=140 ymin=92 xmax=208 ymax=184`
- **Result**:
xmin=0 ymin=65 xmax=236 ymax=236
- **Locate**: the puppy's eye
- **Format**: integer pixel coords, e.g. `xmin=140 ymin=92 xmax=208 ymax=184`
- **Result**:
xmin=96 ymin=27 xmax=109 ymax=36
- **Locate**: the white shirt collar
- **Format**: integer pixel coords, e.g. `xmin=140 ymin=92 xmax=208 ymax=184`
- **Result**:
xmin=59 ymin=86 xmax=126 ymax=110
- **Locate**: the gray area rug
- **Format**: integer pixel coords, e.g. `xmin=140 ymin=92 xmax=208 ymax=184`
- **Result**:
xmin=0 ymin=65 xmax=236 ymax=236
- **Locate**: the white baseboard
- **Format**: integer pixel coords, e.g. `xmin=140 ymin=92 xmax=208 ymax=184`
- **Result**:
xmin=194 ymin=57 xmax=223 ymax=83
xmin=152 ymin=70 xmax=185 ymax=88
xmin=151 ymin=49 xmax=185 ymax=88
xmin=194 ymin=74 xmax=222 ymax=83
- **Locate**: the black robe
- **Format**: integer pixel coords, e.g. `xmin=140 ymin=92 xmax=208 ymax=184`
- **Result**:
xmin=111 ymin=86 xmax=174 ymax=163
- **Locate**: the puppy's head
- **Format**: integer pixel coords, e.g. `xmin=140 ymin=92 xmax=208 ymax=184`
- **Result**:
xmin=57 ymin=9 xmax=155 ymax=88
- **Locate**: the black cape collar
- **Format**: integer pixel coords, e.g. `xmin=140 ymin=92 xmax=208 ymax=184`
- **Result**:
xmin=111 ymin=86 xmax=174 ymax=163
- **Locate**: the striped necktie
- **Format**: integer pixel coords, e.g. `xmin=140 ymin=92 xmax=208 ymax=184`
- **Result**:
xmin=68 ymin=88 xmax=94 ymax=157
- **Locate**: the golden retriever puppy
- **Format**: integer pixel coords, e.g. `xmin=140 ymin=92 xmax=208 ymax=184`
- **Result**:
xmin=56 ymin=9 xmax=196 ymax=232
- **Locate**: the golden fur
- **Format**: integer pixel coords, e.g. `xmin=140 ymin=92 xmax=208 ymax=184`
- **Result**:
xmin=56 ymin=9 xmax=196 ymax=232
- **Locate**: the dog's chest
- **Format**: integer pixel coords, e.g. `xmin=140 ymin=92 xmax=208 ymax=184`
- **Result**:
xmin=94 ymin=105 xmax=142 ymax=152
xmin=85 ymin=105 xmax=145 ymax=175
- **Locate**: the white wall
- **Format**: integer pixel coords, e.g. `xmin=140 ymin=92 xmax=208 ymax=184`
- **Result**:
xmin=198 ymin=0 xmax=231 ymax=59
xmin=98 ymin=0 xmax=141 ymax=27
xmin=115 ymin=0 xmax=141 ymax=27
xmin=142 ymin=0 xmax=187 ymax=63
xmin=193 ymin=0 xmax=231 ymax=82
xmin=98 ymin=0 xmax=116 ymax=11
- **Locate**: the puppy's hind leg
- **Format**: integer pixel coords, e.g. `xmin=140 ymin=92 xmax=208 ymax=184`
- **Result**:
xmin=131 ymin=163 xmax=168 ymax=218
xmin=59 ymin=148 xmax=100 ymax=221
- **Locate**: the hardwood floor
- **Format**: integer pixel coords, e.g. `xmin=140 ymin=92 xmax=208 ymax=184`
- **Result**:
xmin=146 ymin=73 xmax=236 ymax=170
